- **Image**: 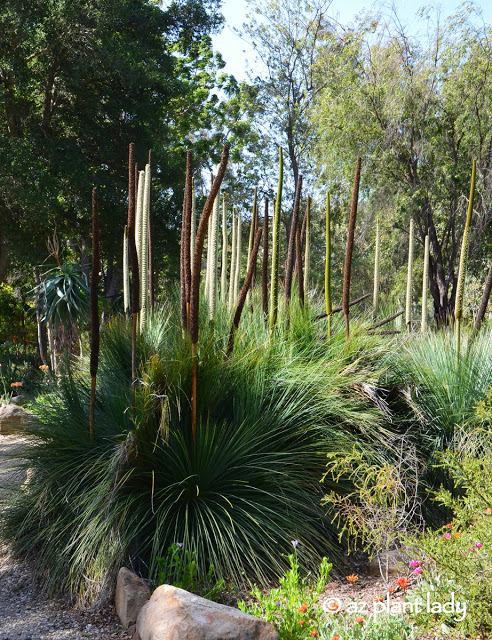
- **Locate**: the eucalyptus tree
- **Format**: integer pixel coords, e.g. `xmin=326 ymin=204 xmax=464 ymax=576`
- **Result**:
xmin=313 ymin=4 xmax=492 ymax=323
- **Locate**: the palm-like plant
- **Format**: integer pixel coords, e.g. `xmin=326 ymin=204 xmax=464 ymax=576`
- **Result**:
xmin=31 ymin=261 xmax=89 ymax=369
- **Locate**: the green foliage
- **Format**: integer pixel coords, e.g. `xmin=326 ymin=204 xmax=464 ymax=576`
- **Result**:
xmin=319 ymin=611 xmax=416 ymax=640
xmin=406 ymin=446 xmax=492 ymax=635
xmin=238 ymin=552 xmax=331 ymax=640
xmin=1 ymin=304 xmax=389 ymax=605
xmin=157 ymin=543 xmax=225 ymax=601
xmin=30 ymin=262 xmax=89 ymax=332
xmin=321 ymin=446 xmax=423 ymax=574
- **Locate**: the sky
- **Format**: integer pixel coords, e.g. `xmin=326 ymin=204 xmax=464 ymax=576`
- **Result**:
xmin=212 ymin=0 xmax=492 ymax=81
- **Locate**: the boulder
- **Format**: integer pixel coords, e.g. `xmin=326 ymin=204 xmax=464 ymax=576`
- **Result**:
xmin=136 ymin=585 xmax=279 ymax=640
xmin=0 ymin=403 xmax=37 ymax=434
xmin=10 ymin=394 xmax=29 ymax=406
xmin=115 ymin=567 xmax=151 ymax=629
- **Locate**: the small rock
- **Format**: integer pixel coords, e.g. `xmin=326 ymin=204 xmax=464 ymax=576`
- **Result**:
xmin=115 ymin=567 xmax=151 ymax=629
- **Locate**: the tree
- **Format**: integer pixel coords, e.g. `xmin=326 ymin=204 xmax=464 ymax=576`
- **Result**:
xmin=0 ymin=0 xmax=225 ymax=295
xmin=313 ymin=4 xmax=492 ymax=323
xmin=242 ymin=0 xmax=333 ymax=192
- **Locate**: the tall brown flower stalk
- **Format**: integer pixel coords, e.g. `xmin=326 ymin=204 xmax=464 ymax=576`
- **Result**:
xmin=190 ymin=145 xmax=229 ymax=444
xmin=295 ymin=224 xmax=304 ymax=307
xmin=89 ymin=187 xmax=100 ymax=440
xmin=262 ymin=199 xmax=269 ymax=318
xmin=284 ymin=175 xmax=303 ymax=307
xmin=227 ymin=227 xmax=263 ymax=356
xmin=148 ymin=149 xmax=154 ymax=309
xmin=184 ymin=151 xmax=193 ymax=328
xmin=303 ymin=195 xmax=311 ymax=295
xmin=343 ymin=157 xmax=362 ymax=341
xmin=127 ymin=143 xmax=139 ymax=386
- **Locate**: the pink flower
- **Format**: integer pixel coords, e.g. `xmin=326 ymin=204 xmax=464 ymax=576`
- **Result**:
xmin=474 ymin=542 xmax=483 ymax=549
xmin=413 ymin=566 xmax=423 ymax=574
xmin=443 ymin=533 xmax=451 ymax=540
xmin=409 ymin=560 xmax=421 ymax=568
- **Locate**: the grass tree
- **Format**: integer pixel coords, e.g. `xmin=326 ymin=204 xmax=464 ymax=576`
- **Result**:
xmin=190 ymin=145 xmax=230 ymax=444
xmin=234 ymin=208 xmax=242 ymax=305
xmin=139 ymin=165 xmax=151 ymax=332
xmin=285 ymin=175 xmax=302 ymax=307
xmin=208 ymin=193 xmax=220 ymax=321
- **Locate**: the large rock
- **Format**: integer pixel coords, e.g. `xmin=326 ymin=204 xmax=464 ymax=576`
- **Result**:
xmin=368 ymin=547 xmax=412 ymax=578
xmin=0 ymin=404 xmax=36 ymax=434
xmin=136 ymin=585 xmax=279 ymax=640
xmin=115 ymin=567 xmax=151 ymax=628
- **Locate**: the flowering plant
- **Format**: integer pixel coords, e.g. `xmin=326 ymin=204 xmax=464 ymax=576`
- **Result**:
xmin=238 ymin=550 xmax=331 ymax=640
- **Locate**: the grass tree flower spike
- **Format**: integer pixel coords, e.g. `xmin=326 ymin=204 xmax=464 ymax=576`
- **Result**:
xmin=234 ymin=208 xmax=242 ymax=306
xmin=325 ymin=192 xmax=332 ymax=339
xmin=220 ymin=193 xmax=228 ymax=301
xmin=269 ymin=147 xmax=283 ymax=331
xmin=342 ymin=157 xmax=361 ymax=341
xmin=422 ymin=234 xmax=429 ymax=332
xmin=208 ymin=192 xmax=219 ymax=321
xmin=89 ymin=187 xmax=100 ymax=440
xmin=303 ymin=195 xmax=311 ymax=296
xmin=228 ymin=207 xmax=237 ymax=308
xmin=123 ymin=225 xmax=129 ymax=315
xmin=189 ymin=145 xmax=229 ymax=444
xmin=139 ymin=164 xmax=151 ymax=332
xmin=262 ymin=199 xmax=269 ymax=319
xmin=405 ymin=218 xmax=414 ymax=332
xmin=373 ymin=218 xmax=380 ymax=318
xmin=455 ymin=159 xmax=476 ymax=364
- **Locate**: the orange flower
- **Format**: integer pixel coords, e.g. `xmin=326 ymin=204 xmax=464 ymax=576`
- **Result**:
xmin=297 ymin=620 xmax=305 ymax=626
xmin=484 ymin=507 xmax=492 ymax=514
xmin=355 ymin=616 xmax=365 ymax=623
xmin=331 ymin=636 xmax=340 ymax=640
xmin=310 ymin=631 xmax=318 ymax=637
xmin=298 ymin=604 xmax=308 ymax=613
xmin=374 ymin=596 xmax=384 ymax=602
xmin=325 ymin=601 xmax=340 ymax=612
xmin=452 ymin=532 xmax=460 ymax=539
xmin=39 ymin=364 xmax=49 ymax=372
xmin=445 ymin=522 xmax=453 ymax=528
xmin=395 ymin=577 xmax=410 ymax=590
xmin=10 ymin=382 xmax=23 ymax=388
xmin=387 ymin=587 xmax=396 ymax=594
xmin=346 ymin=574 xmax=359 ymax=583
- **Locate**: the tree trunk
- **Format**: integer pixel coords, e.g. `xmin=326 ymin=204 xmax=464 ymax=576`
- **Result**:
xmin=0 ymin=230 xmax=9 ymax=284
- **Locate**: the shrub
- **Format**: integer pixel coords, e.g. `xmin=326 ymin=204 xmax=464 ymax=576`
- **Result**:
xmin=405 ymin=445 xmax=492 ymax=635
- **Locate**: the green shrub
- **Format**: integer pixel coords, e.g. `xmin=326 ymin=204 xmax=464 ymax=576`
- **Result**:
xmin=405 ymin=447 xmax=492 ymax=635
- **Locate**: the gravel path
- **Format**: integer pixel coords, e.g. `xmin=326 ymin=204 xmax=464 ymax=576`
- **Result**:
xmin=0 ymin=433 xmax=131 ymax=640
